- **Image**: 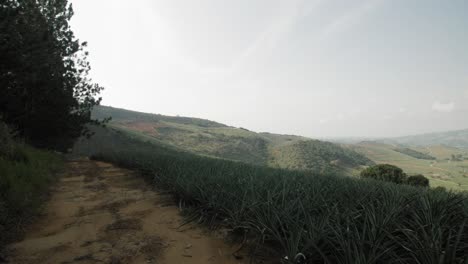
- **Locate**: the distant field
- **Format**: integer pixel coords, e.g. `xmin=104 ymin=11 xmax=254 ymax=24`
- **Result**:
xmin=351 ymin=142 xmax=468 ymax=191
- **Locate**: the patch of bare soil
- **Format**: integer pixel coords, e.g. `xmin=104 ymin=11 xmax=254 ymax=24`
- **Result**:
xmin=5 ymin=159 xmax=265 ymax=264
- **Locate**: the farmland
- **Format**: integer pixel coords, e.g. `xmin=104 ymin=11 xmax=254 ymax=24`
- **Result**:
xmin=92 ymin=106 xmax=372 ymax=174
xmin=350 ymin=141 xmax=468 ymax=191
xmin=72 ymin=125 xmax=468 ymax=263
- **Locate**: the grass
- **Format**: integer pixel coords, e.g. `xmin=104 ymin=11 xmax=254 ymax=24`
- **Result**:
xmin=351 ymin=142 xmax=468 ymax=191
xmin=0 ymin=144 xmax=63 ymax=249
xmin=93 ymin=105 xmax=371 ymax=174
xmin=74 ymin=126 xmax=468 ymax=263
xmin=269 ymin=140 xmax=374 ymax=173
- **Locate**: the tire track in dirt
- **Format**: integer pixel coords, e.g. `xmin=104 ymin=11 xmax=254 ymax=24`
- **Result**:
xmin=6 ymin=159 xmax=256 ymax=264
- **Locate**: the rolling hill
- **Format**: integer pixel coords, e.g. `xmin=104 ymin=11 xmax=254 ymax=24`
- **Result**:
xmin=350 ymin=141 xmax=468 ymax=191
xmin=91 ymin=106 xmax=373 ymax=174
xmin=384 ymin=129 xmax=468 ymax=149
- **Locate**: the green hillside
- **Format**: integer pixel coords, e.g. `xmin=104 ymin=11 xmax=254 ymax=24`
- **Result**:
xmin=270 ymin=140 xmax=373 ymax=173
xmin=350 ymin=141 xmax=468 ymax=191
xmin=72 ymin=123 xmax=468 ymax=264
xmin=92 ymin=106 xmax=372 ymax=173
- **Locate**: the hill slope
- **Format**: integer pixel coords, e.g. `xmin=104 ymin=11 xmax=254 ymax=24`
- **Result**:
xmin=384 ymin=129 xmax=468 ymax=149
xmin=350 ymin=141 xmax=468 ymax=191
xmin=92 ymin=106 xmax=372 ymax=173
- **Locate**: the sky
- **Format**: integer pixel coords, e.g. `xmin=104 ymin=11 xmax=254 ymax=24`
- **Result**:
xmin=70 ymin=0 xmax=468 ymax=138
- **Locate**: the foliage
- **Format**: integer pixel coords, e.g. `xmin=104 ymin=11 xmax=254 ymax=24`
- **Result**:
xmin=406 ymin=174 xmax=430 ymax=187
xmin=394 ymin=148 xmax=436 ymax=160
xmin=0 ymin=128 xmax=62 ymax=249
xmin=0 ymin=121 xmax=28 ymax=163
xmin=271 ymin=140 xmax=374 ymax=173
xmin=352 ymin=142 xmax=468 ymax=191
xmin=93 ymin=105 xmax=225 ymax=128
xmin=74 ymin=126 xmax=468 ymax=264
xmin=0 ymin=121 xmax=15 ymax=158
xmin=451 ymin=154 xmax=464 ymax=161
xmin=360 ymin=164 xmax=408 ymax=184
xmin=92 ymin=106 xmax=372 ymax=173
xmin=0 ymin=0 xmax=105 ymax=151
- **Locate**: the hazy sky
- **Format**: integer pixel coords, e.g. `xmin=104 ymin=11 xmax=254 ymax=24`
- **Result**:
xmin=71 ymin=0 xmax=468 ymax=138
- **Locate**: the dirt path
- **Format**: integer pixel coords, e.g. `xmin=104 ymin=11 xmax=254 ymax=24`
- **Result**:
xmin=6 ymin=159 xmax=254 ymax=264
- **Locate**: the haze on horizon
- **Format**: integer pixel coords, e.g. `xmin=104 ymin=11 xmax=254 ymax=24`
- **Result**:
xmin=71 ymin=0 xmax=468 ymax=138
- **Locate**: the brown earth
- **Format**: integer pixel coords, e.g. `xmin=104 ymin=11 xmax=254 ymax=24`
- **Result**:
xmin=5 ymin=159 xmax=264 ymax=264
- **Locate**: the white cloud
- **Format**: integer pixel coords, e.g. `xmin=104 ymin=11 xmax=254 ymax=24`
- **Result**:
xmin=432 ymin=101 xmax=455 ymax=113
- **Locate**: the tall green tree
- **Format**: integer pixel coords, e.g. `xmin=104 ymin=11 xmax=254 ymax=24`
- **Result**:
xmin=0 ymin=0 xmax=106 ymax=151
xmin=360 ymin=164 xmax=408 ymax=184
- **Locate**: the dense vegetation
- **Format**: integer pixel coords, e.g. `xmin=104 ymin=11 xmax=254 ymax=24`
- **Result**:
xmin=406 ymin=174 xmax=430 ymax=187
xmin=74 ymin=126 xmax=468 ymax=263
xmin=0 ymin=0 xmax=105 ymax=151
xmin=361 ymin=164 xmax=408 ymax=184
xmin=394 ymin=148 xmax=436 ymax=160
xmin=0 ymin=0 xmax=101 ymax=251
xmin=0 ymin=122 xmax=62 ymax=248
xmin=92 ymin=106 xmax=372 ymax=173
xmin=271 ymin=140 xmax=374 ymax=173
xmin=361 ymin=164 xmax=430 ymax=187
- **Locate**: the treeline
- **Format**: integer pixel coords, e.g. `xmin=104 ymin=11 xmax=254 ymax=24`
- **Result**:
xmin=394 ymin=148 xmax=436 ymax=160
xmin=74 ymin=126 xmax=468 ymax=264
xmin=1 ymin=0 xmax=105 ymax=151
xmin=1 ymin=0 xmax=102 ymax=251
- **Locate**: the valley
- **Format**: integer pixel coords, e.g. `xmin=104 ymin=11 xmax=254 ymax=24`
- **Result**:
xmin=92 ymin=106 xmax=373 ymax=175
xmin=93 ymin=105 xmax=468 ymax=191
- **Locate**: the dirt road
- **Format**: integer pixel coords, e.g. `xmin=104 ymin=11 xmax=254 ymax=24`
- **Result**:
xmin=6 ymin=159 xmax=252 ymax=264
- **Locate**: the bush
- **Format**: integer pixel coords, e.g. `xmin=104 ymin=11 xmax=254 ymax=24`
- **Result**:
xmin=0 ymin=121 xmax=28 ymax=163
xmin=406 ymin=174 xmax=430 ymax=187
xmin=360 ymin=164 xmax=408 ymax=184
xmin=0 ymin=142 xmax=62 ymax=249
xmin=0 ymin=121 xmax=14 ymax=158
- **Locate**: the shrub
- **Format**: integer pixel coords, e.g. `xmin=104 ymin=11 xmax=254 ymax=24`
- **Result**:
xmin=0 ymin=121 xmax=14 ymax=158
xmin=0 ymin=143 xmax=62 ymax=249
xmin=0 ymin=122 xmax=28 ymax=163
xmin=406 ymin=174 xmax=430 ymax=187
xmin=360 ymin=164 xmax=408 ymax=184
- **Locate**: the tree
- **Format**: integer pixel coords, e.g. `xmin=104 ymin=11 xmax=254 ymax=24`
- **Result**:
xmin=360 ymin=164 xmax=407 ymax=184
xmin=0 ymin=0 xmax=106 ymax=151
xmin=406 ymin=174 xmax=429 ymax=187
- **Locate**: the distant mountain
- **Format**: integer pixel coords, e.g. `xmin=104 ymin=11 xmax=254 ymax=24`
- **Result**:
xmin=384 ymin=129 xmax=468 ymax=149
xmin=92 ymin=106 xmax=373 ymax=174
